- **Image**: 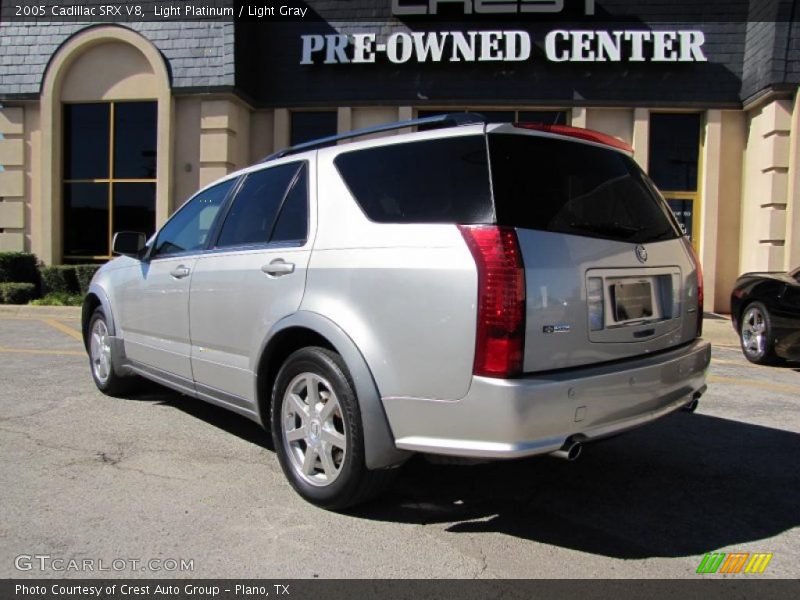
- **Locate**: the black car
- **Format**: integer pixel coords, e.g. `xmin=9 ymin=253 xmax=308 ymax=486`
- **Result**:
xmin=731 ymin=267 xmax=800 ymax=364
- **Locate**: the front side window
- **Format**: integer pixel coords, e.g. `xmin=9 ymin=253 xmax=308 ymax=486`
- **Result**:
xmin=63 ymin=101 xmax=157 ymax=261
xmin=216 ymin=162 xmax=307 ymax=248
xmin=270 ymin=166 xmax=309 ymax=243
xmin=152 ymin=180 xmax=235 ymax=258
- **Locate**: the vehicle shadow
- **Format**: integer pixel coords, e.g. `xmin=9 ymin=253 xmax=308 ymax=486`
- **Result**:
xmin=356 ymin=412 xmax=800 ymax=559
xmin=125 ymin=382 xmax=800 ymax=559
xmin=128 ymin=380 xmax=274 ymax=451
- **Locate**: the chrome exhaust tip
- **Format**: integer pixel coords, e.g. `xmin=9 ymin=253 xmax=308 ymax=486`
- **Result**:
xmin=682 ymin=390 xmax=703 ymax=413
xmin=682 ymin=398 xmax=699 ymax=413
xmin=550 ymin=440 xmax=582 ymax=461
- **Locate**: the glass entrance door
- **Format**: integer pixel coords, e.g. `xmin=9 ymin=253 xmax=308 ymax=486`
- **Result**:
xmin=665 ymin=192 xmax=698 ymax=243
xmin=648 ymin=113 xmax=702 ymax=251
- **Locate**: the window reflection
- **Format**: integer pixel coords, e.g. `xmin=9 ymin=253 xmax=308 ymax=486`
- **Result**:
xmin=63 ymin=102 xmax=157 ymax=259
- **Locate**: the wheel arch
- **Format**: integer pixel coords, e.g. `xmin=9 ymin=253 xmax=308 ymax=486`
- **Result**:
xmin=82 ymin=284 xmax=116 ymax=350
xmin=255 ymin=312 xmax=410 ymax=470
xmin=736 ymin=283 xmax=781 ymax=330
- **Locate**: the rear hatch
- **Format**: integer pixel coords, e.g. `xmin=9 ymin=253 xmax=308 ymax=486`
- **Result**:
xmin=487 ymin=125 xmax=698 ymax=373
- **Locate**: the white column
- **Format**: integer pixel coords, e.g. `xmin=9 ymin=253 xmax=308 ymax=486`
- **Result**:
xmin=700 ymin=110 xmax=722 ymax=313
xmin=632 ymin=108 xmax=649 ymax=171
xmin=784 ymin=89 xmax=800 ymax=271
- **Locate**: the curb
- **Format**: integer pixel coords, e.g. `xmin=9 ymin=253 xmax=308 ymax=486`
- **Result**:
xmin=702 ymin=315 xmax=739 ymax=349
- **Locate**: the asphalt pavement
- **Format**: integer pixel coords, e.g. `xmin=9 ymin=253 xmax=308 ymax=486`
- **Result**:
xmin=0 ymin=307 xmax=798 ymax=578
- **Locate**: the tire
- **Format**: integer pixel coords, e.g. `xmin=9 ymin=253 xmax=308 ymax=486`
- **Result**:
xmin=87 ymin=308 xmax=137 ymax=396
xmin=739 ymin=301 xmax=781 ymax=365
xmin=271 ymin=347 xmax=395 ymax=510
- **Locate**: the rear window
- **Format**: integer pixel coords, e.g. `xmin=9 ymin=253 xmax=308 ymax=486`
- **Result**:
xmin=334 ymin=136 xmax=493 ymax=224
xmin=488 ymin=133 xmax=681 ymax=244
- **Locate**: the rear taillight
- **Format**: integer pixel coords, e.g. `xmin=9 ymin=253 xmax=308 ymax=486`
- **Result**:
xmin=458 ymin=225 xmax=526 ymax=378
xmin=687 ymin=243 xmax=704 ymax=337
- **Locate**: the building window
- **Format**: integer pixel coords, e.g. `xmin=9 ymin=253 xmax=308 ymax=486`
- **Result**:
xmin=290 ymin=111 xmax=337 ymax=146
xmin=518 ymin=110 xmax=569 ymax=125
xmin=417 ymin=109 xmax=569 ymax=130
xmin=648 ymin=113 xmax=701 ymax=244
xmin=63 ymin=101 xmax=157 ymax=261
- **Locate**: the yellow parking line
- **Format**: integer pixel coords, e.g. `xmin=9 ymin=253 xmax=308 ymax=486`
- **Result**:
xmin=708 ymin=375 xmax=800 ymax=395
xmin=0 ymin=346 xmax=84 ymax=357
xmin=711 ymin=357 xmax=759 ymax=368
xmin=39 ymin=318 xmax=83 ymax=342
xmin=0 ymin=315 xmax=80 ymax=322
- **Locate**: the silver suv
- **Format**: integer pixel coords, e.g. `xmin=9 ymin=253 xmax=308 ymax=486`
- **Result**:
xmin=82 ymin=114 xmax=710 ymax=509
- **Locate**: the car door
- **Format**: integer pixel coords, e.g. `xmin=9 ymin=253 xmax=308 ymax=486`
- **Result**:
xmin=188 ymin=160 xmax=313 ymax=411
xmin=114 ymin=179 xmax=235 ymax=383
xmin=781 ymin=269 xmax=800 ymax=317
xmin=776 ymin=269 xmax=800 ymax=360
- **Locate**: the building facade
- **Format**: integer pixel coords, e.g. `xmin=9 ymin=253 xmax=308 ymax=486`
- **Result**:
xmin=1 ymin=0 xmax=800 ymax=312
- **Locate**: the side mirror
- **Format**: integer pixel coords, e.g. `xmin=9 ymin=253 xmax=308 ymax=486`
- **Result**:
xmin=112 ymin=231 xmax=146 ymax=258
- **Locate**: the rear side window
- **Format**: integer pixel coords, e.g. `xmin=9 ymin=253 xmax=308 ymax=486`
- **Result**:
xmin=271 ymin=166 xmax=308 ymax=243
xmin=216 ymin=162 xmax=307 ymax=248
xmin=334 ymin=136 xmax=493 ymax=224
xmin=488 ymin=134 xmax=681 ymax=244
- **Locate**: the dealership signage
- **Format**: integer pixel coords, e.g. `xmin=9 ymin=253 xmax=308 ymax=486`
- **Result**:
xmin=391 ymin=0 xmax=596 ymax=15
xmin=300 ymin=29 xmax=708 ymax=65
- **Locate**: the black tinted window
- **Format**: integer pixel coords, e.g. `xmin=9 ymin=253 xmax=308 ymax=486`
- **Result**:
xmin=63 ymin=183 xmax=109 ymax=256
xmin=334 ymin=136 xmax=492 ymax=224
xmin=271 ymin=166 xmax=308 ymax=243
xmin=489 ymin=134 xmax=680 ymax=244
xmin=291 ymin=111 xmax=337 ymax=145
xmin=114 ymin=102 xmax=157 ymax=179
xmin=216 ymin=163 xmax=303 ymax=248
xmin=519 ymin=110 xmax=568 ymax=126
xmin=153 ymin=180 xmax=234 ymax=257
xmin=113 ymin=183 xmax=156 ymax=240
xmin=648 ymin=113 xmax=700 ymax=191
xmin=64 ymin=104 xmax=109 ymax=180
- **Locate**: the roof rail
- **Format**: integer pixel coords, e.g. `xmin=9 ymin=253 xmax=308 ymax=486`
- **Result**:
xmin=260 ymin=112 xmax=487 ymax=162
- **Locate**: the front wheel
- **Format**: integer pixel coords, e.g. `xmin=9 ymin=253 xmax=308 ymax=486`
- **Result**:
xmin=739 ymin=302 xmax=781 ymax=365
xmin=271 ymin=347 xmax=394 ymax=510
xmin=88 ymin=308 xmax=136 ymax=396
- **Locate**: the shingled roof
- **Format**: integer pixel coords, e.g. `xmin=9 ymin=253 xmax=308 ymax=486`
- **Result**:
xmin=0 ymin=21 xmax=235 ymax=98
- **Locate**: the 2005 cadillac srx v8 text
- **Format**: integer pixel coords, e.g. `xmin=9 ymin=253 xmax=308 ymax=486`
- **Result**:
xmin=82 ymin=114 xmax=710 ymax=509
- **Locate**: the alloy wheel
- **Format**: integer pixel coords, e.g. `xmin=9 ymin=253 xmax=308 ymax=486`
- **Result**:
xmin=90 ymin=318 xmax=112 ymax=384
xmin=741 ymin=306 xmax=767 ymax=358
xmin=281 ymin=372 xmax=348 ymax=487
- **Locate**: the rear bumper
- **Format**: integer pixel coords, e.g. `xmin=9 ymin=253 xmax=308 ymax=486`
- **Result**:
xmin=384 ymin=340 xmax=711 ymax=458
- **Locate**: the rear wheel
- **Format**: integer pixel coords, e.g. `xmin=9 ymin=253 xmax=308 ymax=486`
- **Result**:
xmin=739 ymin=302 xmax=780 ymax=365
xmin=88 ymin=308 xmax=136 ymax=396
xmin=271 ymin=347 xmax=394 ymax=510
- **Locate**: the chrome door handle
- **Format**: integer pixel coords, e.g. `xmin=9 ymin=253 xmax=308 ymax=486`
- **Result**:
xmin=261 ymin=259 xmax=295 ymax=276
xmin=170 ymin=265 xmax=191 ymax=279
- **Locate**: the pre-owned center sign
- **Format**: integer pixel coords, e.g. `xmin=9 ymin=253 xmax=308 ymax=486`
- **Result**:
xmin=300 ymin=30 xmax=707 ymax=65
xmin=391 ymin=0 xmax=598 ymax=15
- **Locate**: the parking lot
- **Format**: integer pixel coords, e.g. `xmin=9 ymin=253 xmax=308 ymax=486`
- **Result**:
xmin=1 ymin=306 xmax=798 ymax=579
